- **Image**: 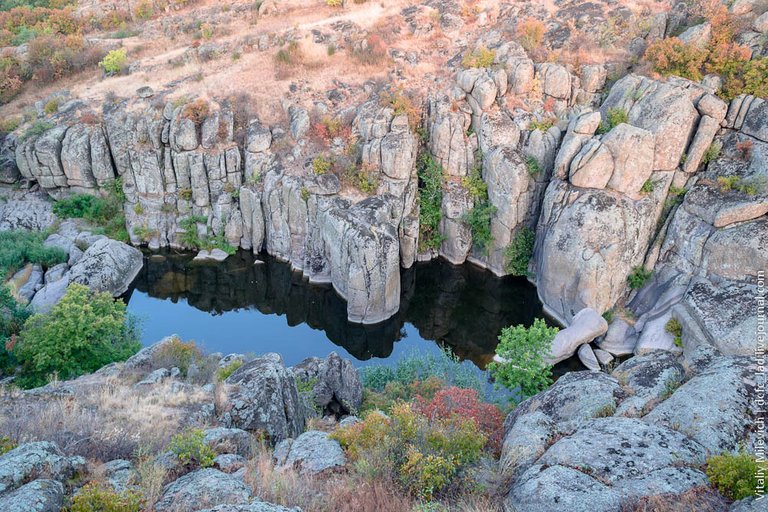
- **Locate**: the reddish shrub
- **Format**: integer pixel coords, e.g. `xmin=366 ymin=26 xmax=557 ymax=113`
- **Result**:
xmin=415 ymin=386 xmax=505 ymax=453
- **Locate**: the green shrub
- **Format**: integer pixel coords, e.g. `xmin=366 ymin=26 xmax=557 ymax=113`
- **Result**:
xmin=68 ymin=482 xmax=142 ymax=512
xmin=98 ymin=48 xmax=127 ymax=75
xmin=417 ymin=153 xmax=445 ymax=251
xmin=665 ymin=317 xmax=683 ymax=348
xmin=169 ymin=428 xmax=216 ymax=469
xmin=640 ymin=179 xmax=654 ymax=194
xmin=331 ymin=402 xmax=486 ymax=500
xmin=462 ymin=200 xmax=496 ymax=255
xmin=23 ymin=120 xmax=54 ymax=140
xmin=52 ymin=181 xmax=128 ymax=241
xmin=216 ymin=359 xmax=243 ymax=381
xmin=311 ymin=155 xmax=332 ymax=175
xmin=153 ymin=337 xmax=203 ymax=376
xmin=461 ymin=160 xmax=487 ymax=200
xmin=597 ymin=107 xmax=628 ymax=134
xmin=178 ymin=215 xmax=235 ymax=255
xmin=43 ymin=98 xmax=58 ymax=114
xmin=504 ymin=227 xmax=535 ymax=277
xmin=0 ymin=435 xmax=15 ymax=455
xmin=717 ymin=175 xmax=766 ymax=196
xmin=0 ymin=286 xmax=29 ymax=373
xmin=461 ymin=46 xmax=495 ymax=68
xmin=14 ymin=283 xmax=140 ymax=388
xmin=706 ymin=452 xmax=765 ymax=501
xmin=0 ymin=229 xmax=67 ymax=278
xmin=701 ymin=141 xmax=721 ymax=166
xmin=488 ymin=318 xmax=558 ymax=401
xmin=627 ymin=266 xmax=652 ymax=289
xmin=525 ymin=155 xmax=541 ymax=176
xmin=529 ymin=118 xmax=554 ymax=132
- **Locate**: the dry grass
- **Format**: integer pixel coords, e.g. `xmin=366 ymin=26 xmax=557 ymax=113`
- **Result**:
xmin=0 ymin=379 xmax=212 ymax=461
xmin=621 ymin=487 xmax=730 ymax=512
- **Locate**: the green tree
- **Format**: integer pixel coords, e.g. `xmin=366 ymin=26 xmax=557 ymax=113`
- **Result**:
xmin=14 ymin=283 xmax=140 ymax=388
xmin=488 ymin=318 xmax=558 ymax=401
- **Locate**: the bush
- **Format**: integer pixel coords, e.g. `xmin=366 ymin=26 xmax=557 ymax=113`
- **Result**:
xmin=14 ymin=283 xmax=141 ymax=388
xmin=461 ymin=160 xmax=487 ymax=200
xmin=22 ymin=120 xmax=54 ymax=140
xmin=462 ymin=200 xmax=496 ymax=255
xmin=644 ymin=38 xmax=707 ymax=81
xmin=216 ymin=359 xmax=243 ymax=381
xmin=417 ymin=153 xmax=444 ymax=252
xmin=331 ymin=402 xmax=487 ymax=500
xmin=598 ymin=107 xmax=628 ymax=134
xmin=504 ymin=227 xmax=535 ymax=277
xmin=461 ymin=46 xmax=495 ymax=68
xmin=640 ymin=179 xmax=654 ymax=194
xmin=153 ymin=337 xmax=203 ymax=376
xmin=52 ymin=181 xmax=128 ymax=241
xmin=0 ymin=286 xmax=29 ymax=373
xmin=525 ymin=155 xmax=541 ymax=176
xmin=326 ymin=0 xmax=342 ymax=6
xmin=627 ymin=266 xmax=652 ymax=289
xmin=488 ymin=318 xmax=558 ymax=401
xmin=68 ymin=482 xmax=142 ymax=512
xmin=0 ymin=229 xmax=67 ymax=278
xmin=517 ymin=17 xmax=545 ymax=53
xmin=177 ymin=215 xmax=236 ymax=255
xmin=352 ymin=33 xmax=388 ymax=66
xmin=0 ymin=435 xmax=15 ymax=455
xmin=182 ymin=99 xmax=210 ymax=124
xmin=312 ymin=155 xmax=332 ymax=175
xmin=169 ymin=428 xmax=216 ymax=469
xmin=706 ymin=452 xmax=764 ymax=501
xmin=415 ymin=386 xmax=505 ymax=454
xmin=665 ymin=317 xmax=682 ymax=348
xmin=701 ymin=141 xmax=721 ymax=166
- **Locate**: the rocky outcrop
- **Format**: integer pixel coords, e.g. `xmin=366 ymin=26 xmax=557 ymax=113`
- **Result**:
xmin=67 ymin=238 xmax=143 ymax=296
xmin=291 ymin=352 xmax=363 ymax=416
xmin=0 ymin=195 xmax=56 ymax=231
xmin=0 ymin=442 xmax=84 ymax=502
xmin=501 ymin=352 xmax=756 ymax=511
xmin=155 ymin=469 xmax=252 ymax=512
xmin=219 ymin=353 xmax=305 ymax=442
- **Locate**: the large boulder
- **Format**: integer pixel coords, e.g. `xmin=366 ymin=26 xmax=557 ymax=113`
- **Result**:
xmin=155 ymin=469 xmax=251 ymax=512
xmin=547 ymin=308 xmax=608 ymax=365
xmin=291 ymin=352 xmax=363 ymax=416
xmin=0 ymin=442 xmax=84 ymax=496
xmin=203 ymin=428 xmax=252 ymax=457
xmin=611 ymin=351 xmax=685 ymax=417
xmin=0 ymin=479 xmax=65 ymax=512
xmin=219 ymin=353 xmax=305 ymax=442
xmin=273 ymin=431 xmax=346 ymax=474
xmin=506 ymin=417 xmax=708 ymax=512
xmin=67 ymin=238 xmax=143 ymax=296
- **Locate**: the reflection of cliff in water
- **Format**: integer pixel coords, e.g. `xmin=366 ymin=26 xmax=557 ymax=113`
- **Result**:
xmin=127 ymin=250 xmax=543 ymax=367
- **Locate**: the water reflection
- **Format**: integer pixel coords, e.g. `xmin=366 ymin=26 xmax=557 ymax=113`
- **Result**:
xmin=125 ymin=250 xmax=545 ymax=368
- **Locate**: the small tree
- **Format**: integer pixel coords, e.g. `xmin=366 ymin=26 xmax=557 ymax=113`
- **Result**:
xmin=99 ymin=49 xmax=128 ymax=76
xmin=14 ymin=284 xmax=140 ymax=388
xmin=488 ymin=318 xmax=558 ymax=401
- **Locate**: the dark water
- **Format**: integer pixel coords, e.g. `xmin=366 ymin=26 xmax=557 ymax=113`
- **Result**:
xmin=124 ymin=250 xmax=548 ymax=369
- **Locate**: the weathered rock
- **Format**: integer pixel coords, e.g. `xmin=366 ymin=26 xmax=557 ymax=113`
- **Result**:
xmin=155 ymin=469 xmax=252 ymax=512
xmin=287 ymin=106 xmax=310 ymax=140
xmin=193 ymin=248 xmax=230 ymax=263
xmin=291 ymin=352 xmax=362 ymax=416
xmin=101 ymin=459 xmax=136 ymax=494
xmin=547 ymin=308 xmax=608 ymax=365
xmin=577 ymin=344 xmax=600 ymax=371
xmin=0 ymin=442 xmax=83 ymax=496
xmin=0 ymin=479 xmax=64 ymax=512
xmin=203 ymin=428 xmax=252 ymax=457
xmin=220 ymin=353 xmax=305 ymax=442
xmin=506 ymin=418 xmax=708 ymax=512
xmin=200 ymin=503 xmax=300 ymax=512
xmin=678 ymin=23 xmax=711 ymax=48
xmin=273 ymin=431 xmax=346 ymax=474
xmin=0 ymin=198 xmax=56 ymax=231
xmin=643 ymin=356 xmax=754 ymax=454
xmin=29 ymin=276 xmax=69 ymax=313
xmin=612 ymin=351 xmax=685 ymax=417
xmin=67 ymin=238 xmax=143 ymax=296
xmin=213 ymin=454 xmax=246 ymax=474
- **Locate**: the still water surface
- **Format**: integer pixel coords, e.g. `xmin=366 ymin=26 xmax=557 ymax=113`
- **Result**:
xmin=125 ymin=250 xmax=548 ymax=369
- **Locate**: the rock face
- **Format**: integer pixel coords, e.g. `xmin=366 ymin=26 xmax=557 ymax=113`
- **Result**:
xmin=273 ymin=431 xmax=346 ymax=474
xmin=0 ymin=479 xmax=65 ymax=512
xmin=155 ymin=469 xmax=252 ymax=512
xmin=291 ymin=352 xmax=363 ymax=416
xmin=547 ymin=308 xmax=607 ymax=364
xmin=0 ymin=196 xmax=56 ymax=231
xmin=219 ymin=353 xmax=305 ymax=442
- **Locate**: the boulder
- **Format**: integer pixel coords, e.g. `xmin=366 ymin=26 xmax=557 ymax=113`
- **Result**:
xmin=0 ymin=479 xmax=64 ymax=512
xmin=547 ymin=308 xmax=608 ymax=365
xmin=101 ymin=459 xmax=136 ymax=494
xmin=219 ymin=353 xmax=305 ymax=442
xmin=193 ymin=249 xmax=230 ymax=263
xmin=678 ymin=23 xmax=711 ymax=48
xmin=643 ymin=356 xmax=754 ymax=454
xmin=29 ymin=277 xmax=70 ymax=313
xmin=577 ymin=344 xmax=600 ymax=371
xmin=273 ymin=431 xmax=346 ymax=474
xmin=213 ymin=454 xmax=246 ymax=474
xmin=67 ymin=238 xmax=143 ymax=296
xmin=291 ymin=352 xmax=363 ymax=416
xmin=155 ymin=469 xmax=251 ymax=512
xmin=612 ymin=351 xmax=685 ymax=417
xmin=203 ymin=428 xmax=252 ymax=457
xmin=0 ymin=442 xmax=83 ymax=496
xmin=506 ymin=417 xmax=708 ymax=512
